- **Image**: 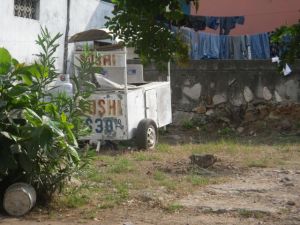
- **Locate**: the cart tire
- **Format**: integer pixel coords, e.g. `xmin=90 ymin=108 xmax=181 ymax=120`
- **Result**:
xmin=136 ymin=119 xmax=158 ymax=150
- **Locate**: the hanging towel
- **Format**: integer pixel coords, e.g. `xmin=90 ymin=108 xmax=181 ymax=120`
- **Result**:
xmin=190 ymin=30 xmax=199 ymax=60
xmin=220 ymin=16 xmax=245 ymax=35
xmin=250 ymin=33 xmax=270 ymax=59
xmin=178 ymin=27 xmax=200 ymax=59
xmin=220 ymin=35 xmax=230 ymax=59
xmin=188 ymin=16 xmax=207 ymax=31
xmin=229 ymin=36 xmax=248 ymax=59
xmin=198 ymin=32 xmax=220 ymax=59
xmin=206 ymin=17 xmax=220 ymax=30
xmin=178 ymin=27 xmax=192 ymax=58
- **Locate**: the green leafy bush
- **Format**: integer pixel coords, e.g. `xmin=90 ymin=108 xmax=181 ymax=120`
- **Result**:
xmin=0 ymin=28 xmax=95 ymax=203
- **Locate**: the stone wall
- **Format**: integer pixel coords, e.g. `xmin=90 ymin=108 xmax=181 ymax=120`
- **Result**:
xmin=141 ymin=60 xmax=300 ymax=133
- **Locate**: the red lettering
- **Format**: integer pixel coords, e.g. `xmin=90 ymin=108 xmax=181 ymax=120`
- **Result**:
xmin=108 ymin=100 xmax=116 ymax=116
xmin=98 ymin=99 xmax=106 ymax=117
xmin=89 ymin=100 xmax=96 ymax=115
xmin=103 ymin=55 xmax=112 ymax=66
xmin=112 ymin=54 xmax=116 ymax=66
xmin=117 ymin=100 xmax=122 ymax=116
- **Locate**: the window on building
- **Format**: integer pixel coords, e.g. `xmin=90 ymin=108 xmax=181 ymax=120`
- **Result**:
xmin=14 ymin=0 xmax=40 ymax=20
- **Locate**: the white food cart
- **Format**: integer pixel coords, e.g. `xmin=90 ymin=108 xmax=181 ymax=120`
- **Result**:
xmin=69 ymin=29 xmax=172 ymax=150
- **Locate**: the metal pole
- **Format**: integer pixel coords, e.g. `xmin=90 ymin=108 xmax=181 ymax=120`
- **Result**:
xmin=167 ymin=61 xmax=171 ymax=82
xmin=124 ymin=47 xmax=128 ymax=94
xmin=63 ymin=0 xmax=71 ymax=74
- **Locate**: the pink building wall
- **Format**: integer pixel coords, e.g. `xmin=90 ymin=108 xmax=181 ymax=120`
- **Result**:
xmin=191 ymin=0 xmax=300 ymax=35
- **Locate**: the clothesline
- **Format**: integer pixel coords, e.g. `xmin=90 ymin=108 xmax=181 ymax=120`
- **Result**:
xmin=166 ymin=15 xmax=245 ymax=34
xmin=171 ymin=26 xmax=271 ymax=60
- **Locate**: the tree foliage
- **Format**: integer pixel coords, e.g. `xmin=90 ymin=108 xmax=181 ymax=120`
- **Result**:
xmin=271 ymin=22 xmax=300 ymax=68
xmin=105 ymin=0 xmax=198 ymax=68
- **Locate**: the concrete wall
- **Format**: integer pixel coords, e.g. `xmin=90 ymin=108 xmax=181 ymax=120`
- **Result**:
xmin=141 ymin=60 xmax=300 ymax=132
xmin=142 ymin=59 xmax=300 ymax=110
xmin=0 ymin=0 xmax=113 ymax=73
xmin=0 ymin=0 xmax=68 ymax=69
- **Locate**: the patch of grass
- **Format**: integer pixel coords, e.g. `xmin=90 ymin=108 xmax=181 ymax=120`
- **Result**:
xmin=86 ymin=168 xmax=106 ymax=183
xmin=98 ymin=183 xmax=129 ymax=208
xmin=182 ymin=119 xmax=194 ymax=129
xmin=133 ymin=152 xmax=160 ymax=161
xmin=186 ymin=175 xmax=210 ymax=186
xmin=115 ymin=183 xmax=129 ymax=200
xmin=165 ymin=203 xmax=184 ymax=213
xmin=247 ymin=159 xmax=268 ymax=168
xmin=109 ymin=158 xmax=135 ymax=173
xmin=153 ymin=171 xmax=176 ymax=190
xmin=61 ymin=193 xmax=90 ymax=208
xmin=161 ymin=179 xmax=177 ymax=190
xmin=96 ymin=201 xmax=115 ymax=209
xmin=238 ymin=209 xmax=269 ymax=219
xmin=218 ymin=127 xmax=235 ymax=136
xmin=58 ymin=137 xmax=300 ymax=215
xmin=156 ymin=143 xmax=172 ymax=153
xmin=153 ymin=171 xmax=167 ymax=181
xmin=82 ymin=209 xmax=97 ymax=220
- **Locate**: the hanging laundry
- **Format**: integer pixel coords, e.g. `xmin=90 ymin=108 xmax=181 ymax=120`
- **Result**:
xmin=178 ymin=27 xmax=192 ymax=58
xmin=220 ymin=35 xmax=230 ymax=59
xmin=163 ymin=14 xmax=245 ymax=33
xmin=173 ymin=15 xmax=206 ymax=31
xmin=271 ymin=56 xmax=280 ymax=64
xmin=170 ymin=25 xmax=179 ymax=35
xmin=235 ymin=16 xmax=245 ymax=25
xmin=190 ymin=30 xmax=199 ymax=60
xmin=283 ymin=64 xmax=292 ymax=76
xmin=198 ymin=32 xmax=220 ymax=59
xmin=206 ymin=17 xmax=220 ymax=30
xmin=246 ymin=35 xmax=252 ymax=60
xmin=250 ymin=33 xmax=270 ymax=59
xmin=170 ymin=25 xmax=271 ymax=61
xmin=179 ymin=0 xmax=191 ymax=15
xmin=229 ymin=36 xmax=248 ymax=59
xmin=188 ymin=16 xmax=207 ymax=31
xmin=177 ymin=27 xmax=200 ymax=59
xmin=220 ymin=16 xmax=245 ymax=35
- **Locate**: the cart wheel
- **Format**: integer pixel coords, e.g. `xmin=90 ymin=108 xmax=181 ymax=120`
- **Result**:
xmin=136 ymin=119 xmax=158 ymax=150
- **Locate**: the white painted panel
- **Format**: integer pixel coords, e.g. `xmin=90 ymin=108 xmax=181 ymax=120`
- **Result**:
xmin=126 ymin=89 xmax=146 ymax=139
xmin=145 ymin=89 xmax=158 ymax=124
xmin=156 ymin=82 xmax=172 ymax=127
xmin=127 ymin=64 xmax=144 ymax=84
xmin=83 ymin=91 xmax=128 ymax=141
xmin=139 ymin=82 xmax=172 ymax=127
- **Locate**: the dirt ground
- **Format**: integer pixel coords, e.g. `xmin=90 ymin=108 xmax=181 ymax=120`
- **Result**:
xmin=1 ymin=128 xmax=300 ymax=225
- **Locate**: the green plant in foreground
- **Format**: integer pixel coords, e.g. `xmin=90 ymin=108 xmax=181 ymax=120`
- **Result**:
xmin=0 ymin=27 xmax=94 ymax=203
